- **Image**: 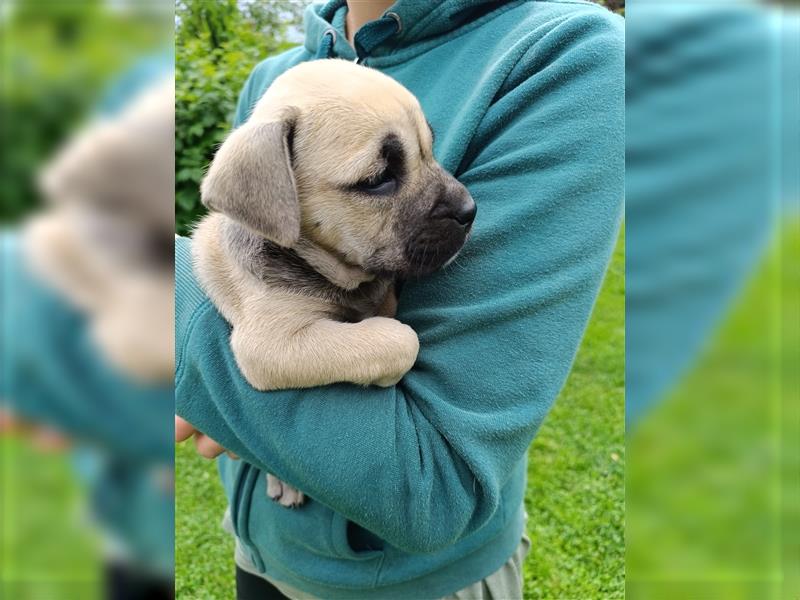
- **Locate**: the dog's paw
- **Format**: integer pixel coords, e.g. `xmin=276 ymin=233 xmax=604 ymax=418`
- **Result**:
xmin=266 ymin=474 xmax=305 ymax=508
xmin=373 ymin=370 xmax=405 ymax=387
xmin=369 ymin=321 xmax=419 ymax=387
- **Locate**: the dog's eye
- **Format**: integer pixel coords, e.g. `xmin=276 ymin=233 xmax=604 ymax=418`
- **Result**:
xmin=356 ymin=171 xmax=397 ymax=195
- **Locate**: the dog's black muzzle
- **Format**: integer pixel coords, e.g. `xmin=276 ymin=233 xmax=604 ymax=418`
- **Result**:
xmin=404 ymin=180 xmax=476 ymax=276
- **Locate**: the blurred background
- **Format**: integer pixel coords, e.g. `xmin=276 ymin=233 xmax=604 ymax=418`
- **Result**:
xmin=1 ymin=1 xmax=173 ymax=599
xmin=626 ymin=1 xmax=798 ymax=598
xmin=1 ymin=1 xmax=170 ymax=225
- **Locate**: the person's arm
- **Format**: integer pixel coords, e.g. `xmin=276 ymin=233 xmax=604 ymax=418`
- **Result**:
xmin=176 ymin=12 xmax=623 ymax=553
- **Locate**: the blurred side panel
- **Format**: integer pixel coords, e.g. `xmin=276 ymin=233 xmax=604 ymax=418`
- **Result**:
xmin=626 ymin=1 xmax=799 ymax=598
xmin=0 ymin=2 xmax=174 ymax=599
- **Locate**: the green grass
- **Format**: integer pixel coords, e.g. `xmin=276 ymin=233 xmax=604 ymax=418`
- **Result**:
xmin=626 ymin=219 xmax=799 ymax=600
xmin=176 ymin=230 xmax=626 ymax=599
xmin=176 ymin=441 xmax=236 ymax=599
xmin=522 ymin=229 xmax=625 ymax=599
xmin=0 ymin=438 xmax=102 ymax=600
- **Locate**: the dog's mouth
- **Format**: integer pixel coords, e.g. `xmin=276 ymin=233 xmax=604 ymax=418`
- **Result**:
xmin=361 ymin=215 xmax=473 ymax=280
xmin=402 ymin=224 xmax=471 ymax=277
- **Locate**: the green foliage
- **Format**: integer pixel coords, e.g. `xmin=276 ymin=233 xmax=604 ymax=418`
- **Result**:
xmin=0 ymin=4 xmax=166 ymax=224
xmin=596 ymin=0 xmax=625 ymax=15
xmin=175 ymin=0 xmax=305 ymax=235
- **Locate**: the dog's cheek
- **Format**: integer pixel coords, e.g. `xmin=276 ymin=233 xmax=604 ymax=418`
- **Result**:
xmin=364 ymin=241 xmax=405 ymax=274
xmin=389 ymin=185 xmax=434 ymax=268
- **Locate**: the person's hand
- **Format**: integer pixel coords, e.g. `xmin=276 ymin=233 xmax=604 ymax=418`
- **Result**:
xmin=175 ymin=415 xmax=237 ymax=459
xmin=0 ymin=408 xmax=71 ymax=452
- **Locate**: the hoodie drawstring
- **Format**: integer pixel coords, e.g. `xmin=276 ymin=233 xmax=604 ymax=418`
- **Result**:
xmin=315 ymin=11 xmax=402 ymax=63
xmin=316 ymin=28 xmax=337 ymax=59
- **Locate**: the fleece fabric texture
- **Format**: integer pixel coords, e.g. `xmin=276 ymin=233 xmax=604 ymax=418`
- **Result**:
xmin=175 ymin=1 xmax=623 ymax=598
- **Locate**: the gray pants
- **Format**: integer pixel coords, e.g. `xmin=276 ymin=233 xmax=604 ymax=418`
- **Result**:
xmin=442 ymin=533 xmax=530 ymax=600
xmin=228 ymin=513 xmax=530 ymax=599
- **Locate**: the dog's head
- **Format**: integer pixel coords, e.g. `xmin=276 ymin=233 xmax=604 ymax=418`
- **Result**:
xmin=201 ymin=60 xmax=475 ymax=278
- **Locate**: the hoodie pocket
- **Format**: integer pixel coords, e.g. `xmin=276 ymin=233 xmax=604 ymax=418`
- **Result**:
xmin=330 ymin=513 xmax=385 ymax=561
xmin=242 ymin=475 xmax=385 ymax=588
xmin=218 ymin=456 xmax=249 ymax=539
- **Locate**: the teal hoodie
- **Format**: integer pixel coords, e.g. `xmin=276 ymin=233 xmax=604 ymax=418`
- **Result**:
xmin=176 ymin=1 xmax=623 ymax=597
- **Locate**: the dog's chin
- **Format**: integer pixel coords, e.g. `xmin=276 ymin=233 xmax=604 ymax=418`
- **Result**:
xmin=403 ymin=254 xmax=456 ymax=277
xmin=402 ymin=238 xmax=468 ymax=277
xmin=363 ymin=229 xmax=470 ymax=279
xmin=364 ymin=247 xmax=460 ymax=279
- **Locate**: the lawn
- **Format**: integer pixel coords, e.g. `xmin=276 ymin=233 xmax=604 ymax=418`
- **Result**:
xmin=627 ymin=219 xmax=799 ymax=599
xmin=522 ymin=231 xmax=625 ymax=598
xmin=176 ymin=229 xmax=627 ymax=599
xmin=0 ymin=438 xmax=102 ymax=600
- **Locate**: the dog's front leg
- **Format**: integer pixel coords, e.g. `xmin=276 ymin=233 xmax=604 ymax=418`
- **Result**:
xmin=231 ymin=315 xmax=419 ymax=391
xmin=266 ymin=474 xmax=305 ymax=508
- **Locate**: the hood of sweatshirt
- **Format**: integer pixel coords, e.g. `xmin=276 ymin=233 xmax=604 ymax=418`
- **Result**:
xmin=303 ymin=0 xmax=517 ymax=65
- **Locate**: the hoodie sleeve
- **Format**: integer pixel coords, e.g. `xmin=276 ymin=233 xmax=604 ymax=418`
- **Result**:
xmin=176 ymin=10 xmax=623 ymax=553
xmin=232 ymin=65 xmax=260 ymax=129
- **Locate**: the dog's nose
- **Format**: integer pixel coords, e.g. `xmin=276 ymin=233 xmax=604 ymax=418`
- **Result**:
xmin=452 ymin=197 xmax=477 ymax=226
xmin=431 ymin=196 xmax=477 ymax=227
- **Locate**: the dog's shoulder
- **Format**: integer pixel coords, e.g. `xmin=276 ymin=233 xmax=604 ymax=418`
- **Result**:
xmin=195 ymin=213 xmax=393 ymax=325
xmin=192 ymin=213 xmax=252 ymax=324
xmin=192 ymin=214 xmax=334 ymax=324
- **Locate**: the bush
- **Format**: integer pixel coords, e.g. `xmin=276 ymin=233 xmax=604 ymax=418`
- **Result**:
xmin=0 ymin=3 xmax=165 ymax=224
xmin=175 ymin=0 xmax=305 ymax=235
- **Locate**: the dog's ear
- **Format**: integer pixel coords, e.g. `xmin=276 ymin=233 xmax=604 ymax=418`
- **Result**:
xmin=201 ymin=112 xmax=299 ymax=247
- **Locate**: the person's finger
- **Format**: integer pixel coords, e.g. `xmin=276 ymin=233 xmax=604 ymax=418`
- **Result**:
xmin=0 ymin=410 xmax=20 ymax=433
xmin=0 ymin=411 xmax=35 ymax=436
xmin=193 ymin=431 xmax=226 ymax=459
xmin=31 ymin=427 xmax=71 ymax=452
xmin=226 ymin=451 xmax=239 ymax=460
xmin=175 ymin=415 xmax=196 ymax=443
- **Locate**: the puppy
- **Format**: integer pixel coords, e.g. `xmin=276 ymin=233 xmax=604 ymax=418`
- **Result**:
xmin=24 ymin=77 xmax=175 ymax=383
xmin=192 ymin=60 xmax=476 ymax=507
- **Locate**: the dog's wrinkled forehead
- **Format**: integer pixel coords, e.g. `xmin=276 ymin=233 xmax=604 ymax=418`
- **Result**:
xmin=252 ymin=60 xmax=421 ymax=120
xmin=250 ymin=61 xmax=433 ymax=182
